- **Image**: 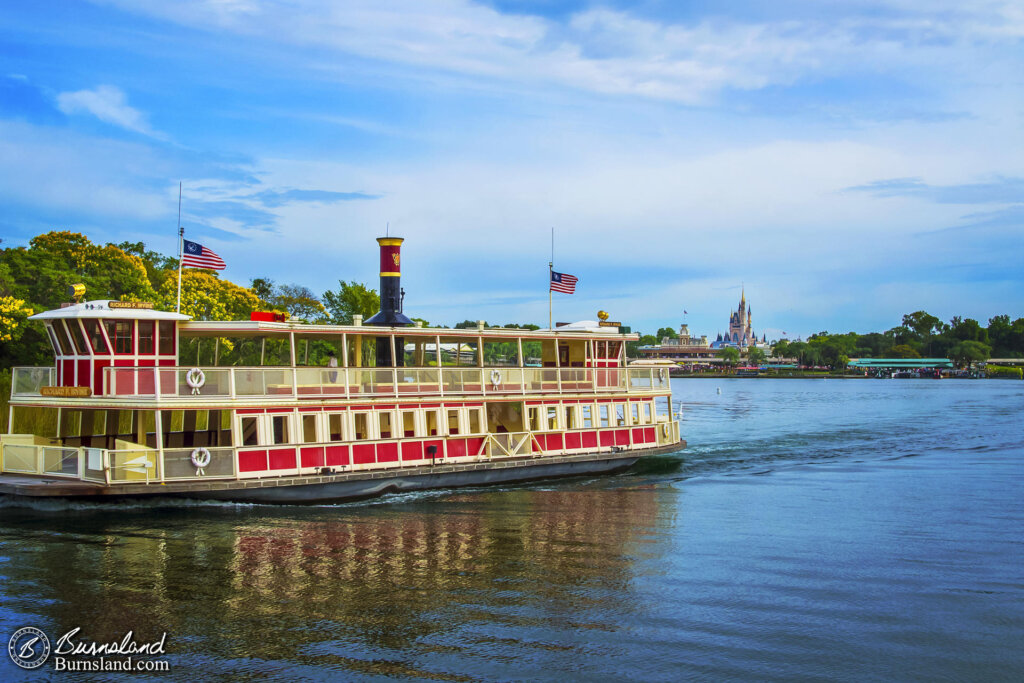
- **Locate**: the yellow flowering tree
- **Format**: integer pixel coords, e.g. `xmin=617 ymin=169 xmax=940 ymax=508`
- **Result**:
xmin=0 ymin=296 xmax=33 ymax=344
xmin=157 ymin=270 xmax=261 ymax=321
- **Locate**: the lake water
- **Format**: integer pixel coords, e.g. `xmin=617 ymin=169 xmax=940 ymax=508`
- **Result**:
xmin=1 ymin=379 xmax=1022 ymax=681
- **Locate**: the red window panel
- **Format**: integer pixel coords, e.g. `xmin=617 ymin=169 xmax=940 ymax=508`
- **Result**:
xmin=239 ymin=450 xmax=268 ymax=472
xmin=377 ymin=442 xmax=399 ymax=462
xmin=324 ymin=445 xmax=350 ymax=467
xmin=352 ymin=444 xmax=375 ymax=465
xmin=565 ymin=432 xmax=582 ymax=450
xmin=599 ymin=431 xmax=614 ymax=447
xmin=267 ymin=448 xmax=297 ymax=470
xmin=582 ymin=431 xmax=598 ymax=449
xmin=401 ymin=441 xmax=424 ymax=461
xmin=300 ymin=447 xmax=325 ymax=469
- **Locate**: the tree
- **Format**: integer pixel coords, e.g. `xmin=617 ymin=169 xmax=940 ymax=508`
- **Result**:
xmin=322 ymin=281 xmax=379 ymax=325
xmin=746 ymin=347 xmax=766 ymax=366
xmin=771 ymin=339 xmax=790 ymax=358
xmin=891 ymin=344 xmax=921 ymax=359
xmin=656 ymin=326 xmax=678 ymax=340
xmin=719 ymin=347 xmax=740 ymax=369
xmin=156 ymin=270 xmax=261 ymax=321
xmin=948 ymin=340 xmax=990 ymax=368
xmin=836 ymin=354 xmax=849 ymax=370
xmin=274 ymin=284 xmax=327 ymax=322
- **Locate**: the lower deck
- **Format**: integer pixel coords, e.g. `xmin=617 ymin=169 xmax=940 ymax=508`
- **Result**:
xmin=0 ymin=441 xmax=684 ymax=503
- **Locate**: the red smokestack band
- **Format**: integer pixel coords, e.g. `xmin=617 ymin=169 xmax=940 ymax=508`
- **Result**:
xmin=378 ymin=237 xmax=402 ymax=276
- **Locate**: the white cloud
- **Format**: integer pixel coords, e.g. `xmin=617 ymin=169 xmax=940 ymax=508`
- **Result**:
xmin=96 ymin=0 xmax=1024 ymax=104
xmin=56 ymin=85 xmax=164 ymax=138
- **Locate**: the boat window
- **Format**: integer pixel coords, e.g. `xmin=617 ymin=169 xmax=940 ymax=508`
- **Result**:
xmin=527 ymin=407 xmax=542 ymax=432
xmin=564 ymin=405 xmax=577 ymax=430
xmin=615 ymin=404 xmax=627 ymax=426
xmin=468 ymin=408 xmax=482 ymax=434
xmin=66 ymin=321 xmax=89 ymax=355
xmin=138 ymin=321 xmax=155 ymax=354
xmin=195 ymin=410 xmax=209 ymax=432
xmin=158 ymin=321 xmax=175 ymax=355
xmin=521 ymin=340 xmax=542 ymax=367
xmin=581 ymin=405 xmax=593 ymax=428
xmin=440 ymin=337 xmax=479 ymax=367
xmin=596 ymin=341 xmax=607 ymax=358
xmin=599 ymin=405 xmax=610 ymax=428
xmin=425 ymin=409 xmax=440 ymax=436
xmin=83 ymin=319 xmax=109 ymax=354
xmin=328 ymin=413 xmax=344 ymax=441
xmin=302 ymin=414 xmax=318 ymax=443
xmin=546 ymin=406 xmax=558 ymax=431
xmin=353 ymin=413 xmax=369 ymax=440
xmin=402 ymin=410 xmax=417 ymax=437
xmin=60 ymin=409 xmax=82 ymax=438
xmin=51 ymin=322 xmax=73 ymax=355
xmin=643 ymin=403 xmax=653 ymax=423
xmin=271 ymin=415 xmax=290 ymax=444
xmin=483 ymin=339 xmax=519 ymax=367
xmin=45 ymin=324 xmax=63 ymax=355
xmin=104 ymin=320 xmax=133 ymax=354
xmin=447 ymin=408 xmax=461 ymax=435
xmin=607 ymin=341 xmax=622 ymax=360
xmin=631 ymin=403 xmax=641 ymax=425
xmin=240 ymin=416 xmax=259 ymax=446
xmin=379 ymin=411 xmax=393 ymax=439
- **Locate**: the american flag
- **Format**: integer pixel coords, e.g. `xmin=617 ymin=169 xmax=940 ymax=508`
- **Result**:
xmin=181 ymin=239 xmax=226 ymax=270
xmin=550 ymin=270 xmax=578 ymax=294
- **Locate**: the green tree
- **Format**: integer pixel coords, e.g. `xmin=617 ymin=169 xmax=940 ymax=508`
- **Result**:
xmin=771 ymin=339 xmax=790 ymax=358
xmin=719 ymin=346 xmax=740 ymax=369
xmin=322 ymin=281 xmax=379 ymax=325
xmin=891 ymin=344 xmax=921 ymax=359
xmin=656 ymin=326 xmax=678 ymax=340
xmin=746 ymin=347 xmax=766 ymax=366
xmin=948 ymin=340 xmax=990 ymax=368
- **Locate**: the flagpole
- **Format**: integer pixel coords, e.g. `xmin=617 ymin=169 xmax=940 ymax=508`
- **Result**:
xmin=176 ymin=182 xmax=183 ymax=314
xmin=548 ymin=227 xmax=553 ymax=330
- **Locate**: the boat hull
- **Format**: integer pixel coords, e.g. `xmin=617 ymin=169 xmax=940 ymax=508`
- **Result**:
xmin=0 ymin=442 xmax=684 ymax=504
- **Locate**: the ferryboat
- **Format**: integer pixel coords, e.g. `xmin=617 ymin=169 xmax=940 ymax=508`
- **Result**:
xmin=0 ymin=237 xmax=682 ymax=503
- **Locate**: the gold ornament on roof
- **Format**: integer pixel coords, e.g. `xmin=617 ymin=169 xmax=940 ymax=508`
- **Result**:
xmin=597 ymin=310 xmax=609 ymax=321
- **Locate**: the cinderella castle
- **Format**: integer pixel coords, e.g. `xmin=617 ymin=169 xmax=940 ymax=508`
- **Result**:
xmin=714 ymin=288 xmax=766 ymax=348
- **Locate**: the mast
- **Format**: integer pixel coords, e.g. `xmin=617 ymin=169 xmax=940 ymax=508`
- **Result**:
xmin=175 ymin=182 xmax=183 ymax=314
xmin=548 ymin=227 xmax=553 ymax=330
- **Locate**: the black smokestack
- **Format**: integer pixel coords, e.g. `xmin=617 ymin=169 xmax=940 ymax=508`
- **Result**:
xmin=365 ymin=236 xmax=413 ymax=366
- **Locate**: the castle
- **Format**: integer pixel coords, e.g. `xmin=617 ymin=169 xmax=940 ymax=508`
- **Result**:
xmin=715 ymin=288 xmax=765 ymax=348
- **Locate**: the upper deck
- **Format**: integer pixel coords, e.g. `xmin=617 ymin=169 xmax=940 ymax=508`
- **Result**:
xmin=13 ymin=303 xmax=670 ymax=405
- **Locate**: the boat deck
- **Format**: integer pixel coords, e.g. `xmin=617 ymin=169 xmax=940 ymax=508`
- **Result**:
xmin=0 ymin=441 xmax=684 ymax=503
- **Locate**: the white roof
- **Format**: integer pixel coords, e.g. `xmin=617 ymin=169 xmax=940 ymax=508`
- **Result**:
xmin=30 ymin=300 xmax=191 ymax=322
xmin=548 ymin=320 xmax=618 ymax=333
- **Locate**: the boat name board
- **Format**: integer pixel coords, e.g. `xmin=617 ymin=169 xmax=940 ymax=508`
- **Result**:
xmin=40 ymin=385 xmax=92 ymax=397
xmin=108 ymin=301 xmax=155 ymax=310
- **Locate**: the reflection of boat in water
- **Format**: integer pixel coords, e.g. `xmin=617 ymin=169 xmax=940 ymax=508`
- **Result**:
xmin=2 ymin=237 xmax=682 ymax=503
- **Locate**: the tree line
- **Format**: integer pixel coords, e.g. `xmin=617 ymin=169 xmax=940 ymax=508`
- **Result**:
xmin=0 ymin=231 xmax=539 ymax=367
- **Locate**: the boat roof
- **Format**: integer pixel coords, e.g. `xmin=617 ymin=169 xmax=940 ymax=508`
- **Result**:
xmin=181 ymin=319 xmax=636 ymax=339
xmin=29 ymin=300 xmax=191 ymax=322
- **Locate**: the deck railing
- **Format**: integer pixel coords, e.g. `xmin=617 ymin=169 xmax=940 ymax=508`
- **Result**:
xmin=11 ymin=365 xmax=670 ymax=400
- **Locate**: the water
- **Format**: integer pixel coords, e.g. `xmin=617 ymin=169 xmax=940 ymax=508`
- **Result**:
xmin=1 ymin=379 xmax=1022 ymax=681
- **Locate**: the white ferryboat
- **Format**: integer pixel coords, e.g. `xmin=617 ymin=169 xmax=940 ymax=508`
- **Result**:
xmin=1 ymin=237 xmax=682 ymax=503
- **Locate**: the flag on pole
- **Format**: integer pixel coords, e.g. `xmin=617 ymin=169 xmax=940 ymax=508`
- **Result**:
xmin=181 ymin=239 xmax=226 ymax=270
xmin=684 ymin=310 xmax=689 ymax=314
xmin=550 ymin=270 xmax=578 ymax=294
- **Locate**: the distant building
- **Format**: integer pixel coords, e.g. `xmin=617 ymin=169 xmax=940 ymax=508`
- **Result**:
xmin=636 ymin=323 xmax=718 ymax=362
xmin=712 ymin=288 xmax=769 ymax=350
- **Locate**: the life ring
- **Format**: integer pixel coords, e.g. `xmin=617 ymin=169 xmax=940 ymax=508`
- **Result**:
xmin=190 ymin=447 xmax=211 ymax=474
xmin=186 ymin=367 xmax=205 ymax=395
xmin=490 ymin=369 xmax=502 ymax=389
xmin=658 ymin=368 xmax=667 ymax=383
xmin=662 ymin=423 xmax=671 ymax=437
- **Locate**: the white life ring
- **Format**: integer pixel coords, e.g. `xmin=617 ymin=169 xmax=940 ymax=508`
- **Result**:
xmin=186 ymin=367 xmax=205 ymax=395
xmin=490 ymin=369 xmax=502 ymax=389
xmin=190 ymin=447 xmax=211 ymax=473
xmin=658 ymin=368 xmax=667 ymax=383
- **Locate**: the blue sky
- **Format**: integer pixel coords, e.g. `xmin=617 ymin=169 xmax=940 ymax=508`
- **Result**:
xmin=1 ymin=1 xmax=1022 ymax=338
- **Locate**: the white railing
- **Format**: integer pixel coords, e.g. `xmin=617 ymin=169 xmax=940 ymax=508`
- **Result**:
xmin=10 ymin=365 xmax=669 ymax=401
